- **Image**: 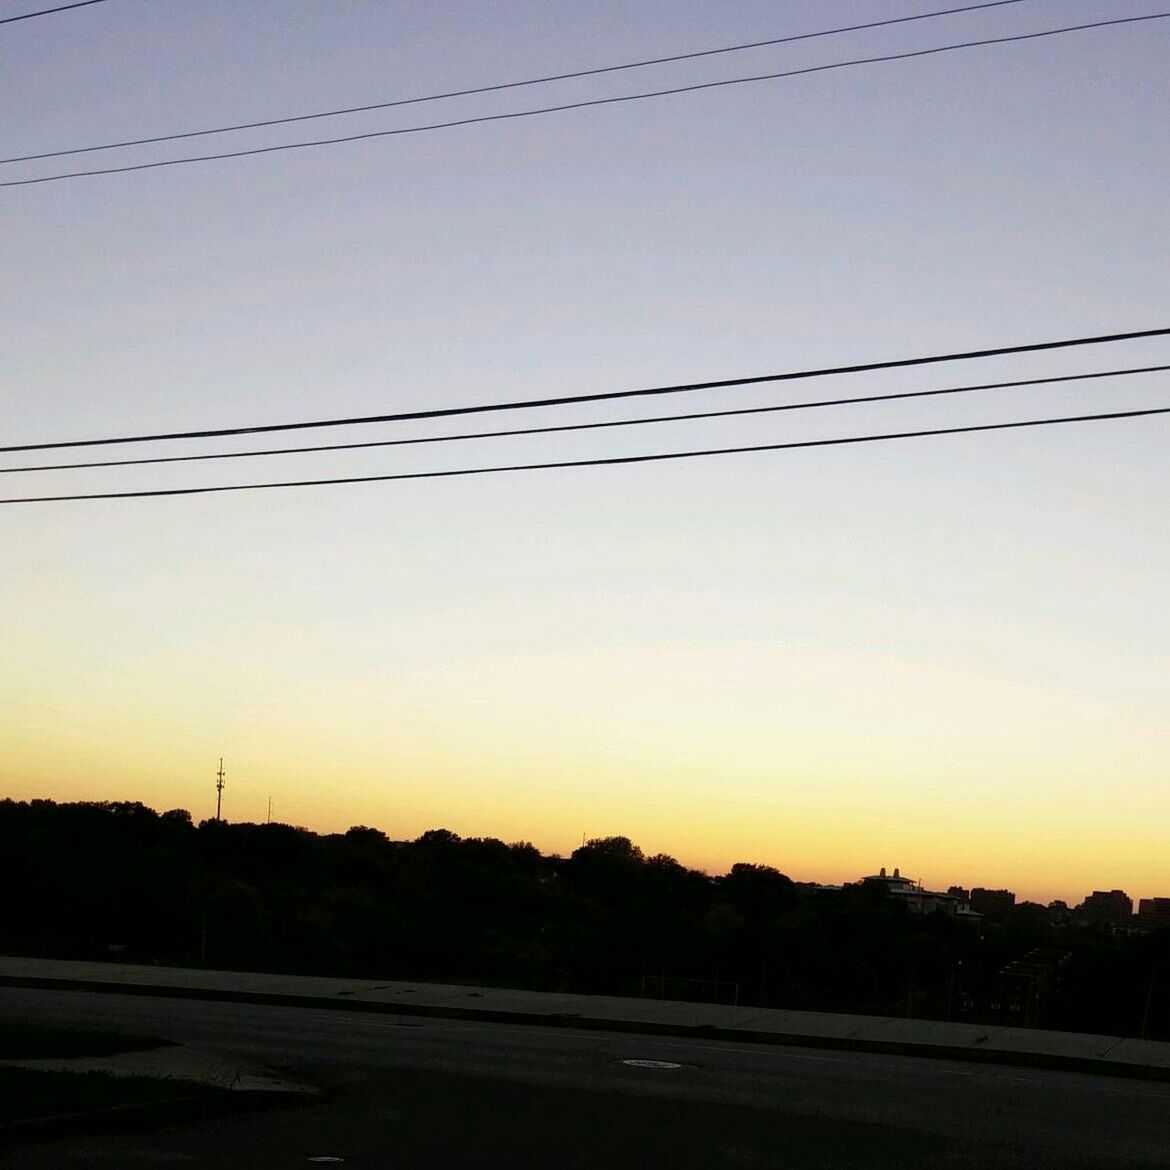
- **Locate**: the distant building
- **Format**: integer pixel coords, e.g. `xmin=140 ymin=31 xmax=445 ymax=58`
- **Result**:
xmin=1078 ymin=890 xmax=1133 ymax=924
xmin=1136 ymin=898 xmax=1170 ymax=931
xmin=861 ymin=866 xmax=917 ymax=894
xmin=947 ymin=886 xmax=970 ymax=901
xmin=858 ymin=867 xmax=981 ymax=922
xmin=970 ymin=888 xmax=1016 ymax=917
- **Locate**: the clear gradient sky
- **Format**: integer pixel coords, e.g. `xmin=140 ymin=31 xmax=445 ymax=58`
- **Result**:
xmin=2 ymin=0 xmax=1167 ymax=905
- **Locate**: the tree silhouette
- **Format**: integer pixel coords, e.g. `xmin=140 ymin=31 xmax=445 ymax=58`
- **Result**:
xmin=1 ymin=797 xmax=1165 ymax=1038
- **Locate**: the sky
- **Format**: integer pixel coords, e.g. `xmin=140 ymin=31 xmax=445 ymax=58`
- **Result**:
xmin=2 ymin=0 xmax=1168 ymax=906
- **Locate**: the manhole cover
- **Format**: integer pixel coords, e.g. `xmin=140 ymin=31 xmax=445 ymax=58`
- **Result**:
xmin=621 ymin=1059 xmax=682 ymax=1069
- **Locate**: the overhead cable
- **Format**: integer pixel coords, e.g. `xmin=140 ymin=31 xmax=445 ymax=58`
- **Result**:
xmin=0 ymin=0 xmax=109 ymax=26
xmin=6 ymin=363 xmax=1167 ymax=475
xmin=4 ymin=12 xmax=1166 ymax=188
xmin=0 ymin=1 xmax=1026 ymax=164
xmin=4 ymin=325 xmax=1168 ymax=455
xmin=3 ymin=405 xmax=1167 ymax=504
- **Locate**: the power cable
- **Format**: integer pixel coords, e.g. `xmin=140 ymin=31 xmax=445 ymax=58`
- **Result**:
xmin=5 ymin=11 xmax=1166 ymax=188
xmin=6 ymin=363 xmax=1166 ymax=475
xmin=0 ymin=0 xmax=109 ymax=26
xmin=0 ymin=1 xmax=1027 ymax=165
xmin=4 ymin=325 xmax=1167 ymax=455
xmin=3 ymin=405 xmax=1166 ymax=504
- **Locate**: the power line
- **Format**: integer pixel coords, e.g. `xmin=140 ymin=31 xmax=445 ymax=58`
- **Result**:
xmin=0 ymin=0 xmax=110 ymax=26
xmin=8 ymin=406 xmax=1169 ymax=504
xmin=7 ymin=363 xmax=1167 ymax=475
xmin=4 ymin=326 xmax=1168 ymax=455
xmin=0 ymin=1 xmax=1027 ymax=165
xmin=5 ymin=11 xmax=1166 ymax=189
xmin=3 ymin=405 xmax=1166 ymax=504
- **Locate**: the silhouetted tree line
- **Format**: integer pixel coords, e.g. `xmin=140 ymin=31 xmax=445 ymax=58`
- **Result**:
xmin=3 ymin=799 xmax=1168 ymax=1039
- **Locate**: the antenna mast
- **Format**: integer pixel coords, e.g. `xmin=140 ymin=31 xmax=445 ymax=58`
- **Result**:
xmin=215 ymin=757 xmax=226 ymax=821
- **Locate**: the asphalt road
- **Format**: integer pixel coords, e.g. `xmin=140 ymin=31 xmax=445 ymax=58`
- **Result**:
xmin=3 ymin=987 xmax=1169 ymax=1168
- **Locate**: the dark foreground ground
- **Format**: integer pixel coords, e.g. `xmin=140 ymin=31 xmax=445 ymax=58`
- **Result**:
xmin=6 ymin=1064 xmax=1162 ymax=1170
xmin=3 ymin=987 xmax=1168 ymax=1168
xmin=0 ymin=1066 xmax=217 ymax=1129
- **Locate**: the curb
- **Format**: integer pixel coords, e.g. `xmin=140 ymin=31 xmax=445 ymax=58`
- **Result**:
xmin=3 ymin=973 xmax=1168 ymax=1085
xmin=0 ymin=1088 xmax=305 ymax=1147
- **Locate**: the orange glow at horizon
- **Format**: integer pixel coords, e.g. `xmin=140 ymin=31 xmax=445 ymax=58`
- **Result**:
xmin=4 ymin=668 xmax=1166 ymax=910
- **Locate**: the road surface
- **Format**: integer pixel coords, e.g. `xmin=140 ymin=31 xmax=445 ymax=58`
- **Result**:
xmin=3 ymin=986 xmax=1168 ymax=1168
